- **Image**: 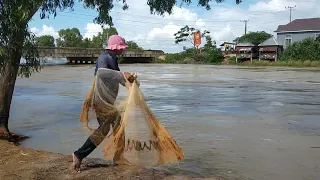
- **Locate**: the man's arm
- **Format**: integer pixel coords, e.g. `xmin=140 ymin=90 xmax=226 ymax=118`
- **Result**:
xmin=114 ymin=72 xmax=132 ymax=88
xmin=96 ymin=68 xmax=126 ymax=87
xmin=119 ymin=73 xmax=127 ymax=87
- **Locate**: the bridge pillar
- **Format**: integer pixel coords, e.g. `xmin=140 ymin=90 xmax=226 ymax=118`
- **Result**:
xmin=67 ymin=57 xmax=97 ymax=64
xmin=121 ymin=57 xmax=154 ymax=63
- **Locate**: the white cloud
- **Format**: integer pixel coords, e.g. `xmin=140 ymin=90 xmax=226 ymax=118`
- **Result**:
xmin=195 ymin=18 xmax=206 ymax=28
xmin=166 ymin=6 xmax=198 ymax=22
xmin=211 ymin=25 xmax=236 ymax=43
xmin=147 ymin=22 xmax=181 ymax=41
xmin=30 ymin=25 xmax=59 ymax=39
xmin=83 ymin=23 xmax=103 ymax=39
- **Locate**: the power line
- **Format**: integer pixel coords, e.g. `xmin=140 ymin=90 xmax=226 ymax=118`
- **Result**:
xmin=31 ymin=8 xmax=295 ymax=45
xmin=71 ymin=1 xmax=315 ymax=18
xmin=70 ymin=3 xmax=294 ymax=21
xmin=32 ymin=2 xmax=296 ymax=28
xmin=68 ymin=2 xmax=302 ymax=25
xmin=61 ymin=11 xmax=242 ymax=24
xmin=33 ymin=13 xmax=288 ymax=40
xmin=57 ymin=13 xmax=244 ymax=28
xmin=285 ymin=5 xmax=296 ymax=23
xmin=58 ymin=12 xmax=288 ymax=30
xmin=247 ymin=18 xmax=288 ymax=31
xmin=240 ymin=20 xmax=249 ymax=35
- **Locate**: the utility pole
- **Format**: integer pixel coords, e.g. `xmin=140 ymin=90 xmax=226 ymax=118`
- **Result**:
xmin=285 ymin=5 xmax=296 ymax=23
xmin=240 ymin=20 xmax=249 ymax=35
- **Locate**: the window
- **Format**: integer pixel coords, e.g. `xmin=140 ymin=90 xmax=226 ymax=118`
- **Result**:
xmin=315 ymin=33 xmax=320 ymax=40
xmin=285 ymin=38 xmax=292 ymax=46
xmin=284 ymin=34 xmax=292 ymax=47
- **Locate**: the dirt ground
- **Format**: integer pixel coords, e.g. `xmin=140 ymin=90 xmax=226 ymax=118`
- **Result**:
xmin=0 ymin=137 xmax=220 ymax=180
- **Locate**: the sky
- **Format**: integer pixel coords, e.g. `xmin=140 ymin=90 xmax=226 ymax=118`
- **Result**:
xmin=29 ymin=0 xmax=320 ymax=53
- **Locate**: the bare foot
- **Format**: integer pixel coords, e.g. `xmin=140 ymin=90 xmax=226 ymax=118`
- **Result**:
xmin=72 ymin=153 xmax=82 ymax=172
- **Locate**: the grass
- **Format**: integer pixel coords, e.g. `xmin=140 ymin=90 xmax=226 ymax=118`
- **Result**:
xmin=154 ymin=57 xmax=222 ymax=65
xmin=154 ymin=55 xmax=320 ymax=68
xmin=237 ymin=60 xmax=320 ymax=67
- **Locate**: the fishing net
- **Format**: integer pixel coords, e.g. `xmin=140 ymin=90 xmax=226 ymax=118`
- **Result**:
xmin=79 ymin=68 xmax=184 ymax=167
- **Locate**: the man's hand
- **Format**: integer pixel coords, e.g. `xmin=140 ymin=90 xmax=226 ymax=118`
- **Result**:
xmin=123 ymin=72 xmax=137 ymax=83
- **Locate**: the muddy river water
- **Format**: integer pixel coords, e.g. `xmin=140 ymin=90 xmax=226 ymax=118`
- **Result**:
xmin=10 ymin=64 xmax=320 ymax=180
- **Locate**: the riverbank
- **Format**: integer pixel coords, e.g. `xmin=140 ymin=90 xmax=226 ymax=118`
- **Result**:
xmin=235 ymin=60 xmax=320 ymax=67
xmin=154 ymin=61 xmax=320 ymax=67
xmin=0 ymin=131 xmax=30 ymax=143
xmin=155 ymin=56 xmax=320 ymax=67
xmin=0 ymin=140 xmax=220 ymax=180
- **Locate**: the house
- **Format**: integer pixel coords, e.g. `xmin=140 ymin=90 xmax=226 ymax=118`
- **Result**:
xmin=235 ymin=42 xmax=255 ymax=51
xmin=219 ymin=42 xmax=236 ymax=51
xmin=235 ymin=42 xmax=258 ymax=63
xmin=258 ymin=36 xmax=283 ymax=61
xmin=275 ymin=18 xmax=320 ymax=49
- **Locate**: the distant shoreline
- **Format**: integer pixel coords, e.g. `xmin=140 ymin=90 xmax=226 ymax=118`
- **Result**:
xmin=153 ymin=60 xmax=320 ymax=68
xmin=18 ymin=60 xmax=320 ymax=68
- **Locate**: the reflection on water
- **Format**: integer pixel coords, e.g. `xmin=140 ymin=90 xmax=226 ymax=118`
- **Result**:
xmin=10 ymin=64 xmax=320 ymax=180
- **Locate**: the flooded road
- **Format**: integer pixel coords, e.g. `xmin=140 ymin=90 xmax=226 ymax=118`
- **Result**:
xmin=10 ymin=64 xmax=320 ymax=180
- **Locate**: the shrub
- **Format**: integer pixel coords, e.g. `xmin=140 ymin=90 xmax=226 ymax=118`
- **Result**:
xmin=279 ymin=38 xmax=320 ymax=61
xmin=156 ymin=47 xmax=223 ymax=64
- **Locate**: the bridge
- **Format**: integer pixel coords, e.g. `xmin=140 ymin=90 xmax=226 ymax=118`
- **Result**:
xmin=37 ymin=47 xmax=165 ymax=64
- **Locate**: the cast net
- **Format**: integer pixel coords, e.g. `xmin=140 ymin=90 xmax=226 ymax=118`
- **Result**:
xmin=79 ymin=68 xmax=184 ymax=167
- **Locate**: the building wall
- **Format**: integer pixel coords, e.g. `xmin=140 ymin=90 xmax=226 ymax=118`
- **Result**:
xmin=277 ymin=31 xmax=320 ymax=49
xmin=220 ymin=43 xmax=236 ymax=51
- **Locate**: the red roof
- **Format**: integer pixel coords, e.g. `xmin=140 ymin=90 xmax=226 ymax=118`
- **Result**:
xmin=235 ymin=46 xmax=252 ymax=51
xmin=275 ymin=18 xmax=320 ymax=32
xmin=259 ymin=46 xmax=278 ymax=52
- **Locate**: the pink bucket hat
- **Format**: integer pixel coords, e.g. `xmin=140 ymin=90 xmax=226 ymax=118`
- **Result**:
xmin=105 ymin=35 xmax=128 ymax=50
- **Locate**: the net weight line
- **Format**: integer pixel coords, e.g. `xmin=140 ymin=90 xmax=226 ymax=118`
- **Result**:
xmin=125 ymin=139 xmax=159 ymax=151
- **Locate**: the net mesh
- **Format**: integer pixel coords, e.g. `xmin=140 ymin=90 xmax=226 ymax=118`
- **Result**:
xmin=79 ymin=68 xmax=184 ymax=167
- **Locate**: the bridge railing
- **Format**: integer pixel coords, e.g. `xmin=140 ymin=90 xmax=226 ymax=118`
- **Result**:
xmin=36 ymin=47 xmax=164 ymax=58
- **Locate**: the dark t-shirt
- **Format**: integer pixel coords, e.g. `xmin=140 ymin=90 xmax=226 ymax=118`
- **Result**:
xmin=95 ymin=68 xmax=126 ymax=105
xmin=94 ymin=51 xmax=124 ymax=105
xmin=94 ymin=51 xmax=120 ymax=75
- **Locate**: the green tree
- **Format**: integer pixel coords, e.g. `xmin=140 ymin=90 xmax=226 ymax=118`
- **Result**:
xmin=202 ymin=36 xmax=223 ymax=63
xmin=237 ymin=31 xmax=272 ymax=46
xmin=90 ymin=36 xmax=102 ymax=48
xmin=81 ymin=38 xmax=91 ymax=48
xmin=84 ymin=27 xmax=118 ymax=48
xmin=36 ymin=35 xmax=55 ymax=47
xmin=174 ymin=25 xmax=210 ymax=46
xmin=56 ymin=28 xmax=83 ymax=47
xmin=0 ymin=0 xmax=241 ymax=144
xmin=127 ymin=41 xmax=143 ymax=50
xmin=203 ymin=36 xmax=216 ymax=50
xmin=233 ymin=37 xmax=240 ymax=43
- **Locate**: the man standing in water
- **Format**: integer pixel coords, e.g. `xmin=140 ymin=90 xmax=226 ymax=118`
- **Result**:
xmin=72 ymin=34 xmax=135 ymax=172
